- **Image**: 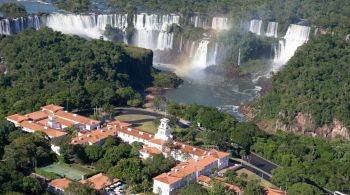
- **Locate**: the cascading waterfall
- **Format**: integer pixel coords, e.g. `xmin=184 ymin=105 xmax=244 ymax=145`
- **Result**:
xmin=190 ymin=16 xmax=210 ymax=29
xmin=44 ymin=13 xmax=128 ymax=39
xmin=178 ymin=36 xmax=183 ymax=52
xmin=133 ymin=13 xmax=179 ymax=51
xmin=265 ymin=22 xmax=278 ymax=38
xmin=189 ymin=41 xmax=197 ymax=58
xmin=1 ymin=13 xmax=225 ymax=68
xmin=0 ymin=13 xmax=128 ymax=39
xmin=0 ymin=19 xmax=11 ymax=35
xmin=207 ymin=43 xmax=218 ymax=65
xmin=273 ymin=24 xmax=310 ymax=70
xmin=346 ymin=34 xmax=350 ymax=41
xmin=249 ymin=19 xmax=262 ymax=35
xmin=191 ymin=40 xmax=210 ymax=69
xmin=157 ymin=32 xmax=174 ymax=50
xmin=238 ymin=48 xmax=241 ymax=66
xmin=0 ymin=16 xmax=41 ymax=35
xmin=211 ymin=17 xmax=229 ymax=30
xmin=190 ymin=16 xmax=229 ymax=30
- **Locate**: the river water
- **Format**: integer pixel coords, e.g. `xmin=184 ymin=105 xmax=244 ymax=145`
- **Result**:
xmin=0 ymin=0 xmax=57 ymax=14
xmin=154 ymin=64 xmax=261 ymax=120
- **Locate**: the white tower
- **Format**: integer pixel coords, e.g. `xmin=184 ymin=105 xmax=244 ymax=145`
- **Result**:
xmin=155 ymin=118 xmax=173 ymax=141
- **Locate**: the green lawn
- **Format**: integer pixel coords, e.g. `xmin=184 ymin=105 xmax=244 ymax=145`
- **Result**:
xmin=133 ymin=121 xmax=158 ymax=134
xmin=38 ymin=163 xmax=95 ymax=181
xmin=236 ymin=168 xmax=276 ymax=188
xmin=116 ymin=114 xmax=156 ymax=122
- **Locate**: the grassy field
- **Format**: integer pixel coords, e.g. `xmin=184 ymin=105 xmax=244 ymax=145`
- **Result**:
xmin=38 ymin=163 xmax=95 ymax=181
xmin=116 ymin=114 xmax=156 ymax=122
xmin=236 ymin=168 xmax=276 ymax=188
xmin=134 ymin=121 xmax=158 ymax=133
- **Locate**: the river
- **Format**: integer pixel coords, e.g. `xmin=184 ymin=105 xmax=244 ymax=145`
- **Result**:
xmin=0 ymin=0 xmax=56 ymax=14
xmin=154 ymin=64 xmax=261 ymax=120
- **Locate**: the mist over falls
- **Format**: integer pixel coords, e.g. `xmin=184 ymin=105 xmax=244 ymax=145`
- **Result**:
xmin=249 ymin=19 xmax=311 ymax=72
xmin=0 ymin=13 xmax=311 ymax=76
xmin=0 ymin=9 xmax=314 ymax=117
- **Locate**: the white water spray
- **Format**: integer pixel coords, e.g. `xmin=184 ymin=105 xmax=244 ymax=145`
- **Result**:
xmin=265 ymin=22 xmax=278 ymax=38
xmin=190 ymin=40 xmax=209 ymax=69
xmin=273 ymin=24 xmax=310 ymax=70
xmin=249 ymin=19 xmax=262 ymax=35
xmin=212 ymin=17 xmax=229 ymax=30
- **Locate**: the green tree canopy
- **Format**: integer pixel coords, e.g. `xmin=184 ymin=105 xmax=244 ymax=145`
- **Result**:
xmin=65 ymin=182 xmax=95 ymax=195
xmin=107 ymin=158 xmax=143 ymax=184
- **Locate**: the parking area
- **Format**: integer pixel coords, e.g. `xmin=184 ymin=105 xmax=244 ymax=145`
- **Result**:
xmin=105 ymin=181 xmax=126 ymax=195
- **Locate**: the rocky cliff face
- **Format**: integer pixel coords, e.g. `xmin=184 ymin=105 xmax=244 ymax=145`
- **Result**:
xmin=275 ymin=112 xmax=350 ymax=140
xmin=242 ymin=105 xmax=350 ymax=140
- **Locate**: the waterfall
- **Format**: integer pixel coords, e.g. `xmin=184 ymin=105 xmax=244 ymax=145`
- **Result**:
xmin=133 ymin=13 xmax=179 ymax=51
xmin=0 ymin=16 xmax=41 ymax=35
xmin=0 ymin=19 xmax=11 ymax=35
xmin=45 ymin=13 xmax=101 ymax=39
xmin=273 ymin=24 xmax=310 ymax=70
xmin=189 ymin=41 xmax=197 ymax=58
xmin=265 ymin=22 xmax=278 ymax=38
xmin=157 ymin=32 xmax=174 ymax=50
xmin=44 ymin=13 xmax=128 ymax=39
xmin=212 ymin=17 xmax=229 ymax=30
xmin=249 ymin=19 xmax=262 ymax=35
xmin=238 ymin=48 xmax=241 ymax=66
xmin=191 ymin=40 xmax=209 ymax=69
xmin=190 ymin=16 xmax=229 ymax=30
xmin=0 ymin=13 xmax=128 ymax=38
xmin=190 ymin=16 xmax=209 ymax=29
xmin=178 ymin=36 xmax=183 ymax=52
xmin=346 ymin=34 xmax=350 ymax=41
xmin=207 ymin=43 xmax=218 ymax=65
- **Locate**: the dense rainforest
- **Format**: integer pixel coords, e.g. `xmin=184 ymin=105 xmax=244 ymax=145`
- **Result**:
xmin=251 ymin=35 xmax=350 ymax=134
xmin=47 ymin=0 xmax=350 ymax=33
xmin=0 ymin=28 xmax=182 ymax=194
xmin=0 ymin=28 xmax=154 ymax=119
xmin=105 ymin=0 xmax=350 ymax=32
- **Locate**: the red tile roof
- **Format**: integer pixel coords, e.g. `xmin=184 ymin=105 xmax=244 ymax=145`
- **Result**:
xmin=154 ymin=155 xmax=219 ymax=185
xmin=140 ymin=146 xmax=162 ymax=155
xmin=173 ymin=141 xmax=208 ymax=157
xmin=55 ymin=117 xmax=77 ymax=127
xmin=25 ymin=111 xmax=48 ymax=121
xmin=55 ymin=110 xmax=100 ymax=126
xmin=80 ymin=173 xmax=119 ymax=190
xmin=149 ymin=138 xmax=167 ymax=145
xmin=20 ymin=121 xmax=67 ymax=138
xmin=108 ymin=121 xmax=154 ymax=141
xmin=48 ymin=178 xmax=72 ymax=191
xmin=41 ymin=104 xmax=64 ymax=113
xmin=107 ymin=120 xmax=132 ymax=127
xmin=71 ymin=128 xmax=117 ymax=145
xmin=6 ymin=114 xmax=29 ymax=123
